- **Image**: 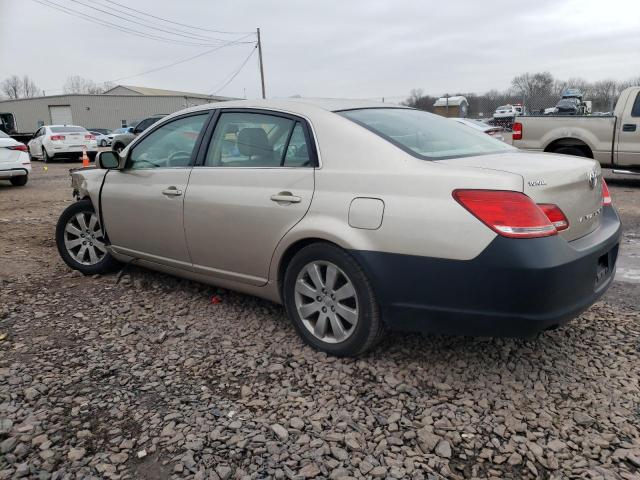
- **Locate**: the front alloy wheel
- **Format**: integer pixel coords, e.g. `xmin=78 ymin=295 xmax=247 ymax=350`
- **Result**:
xmin=55 ymin=199 xmax=119 ymax=275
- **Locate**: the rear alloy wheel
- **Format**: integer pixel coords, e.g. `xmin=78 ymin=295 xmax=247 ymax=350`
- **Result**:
xmin=55 ymin=199 xmax=119 ymax=275
xmin=10 ymin=175 xmax=28 ymax=186
xmin=283 ymin=243 xmax=383 ymax=356
xmin=42 ymin=148 xmax=51 ymax=163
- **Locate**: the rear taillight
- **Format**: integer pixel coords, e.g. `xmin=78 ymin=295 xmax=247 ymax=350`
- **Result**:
xmin=50 ymin=135 xmax=65 ymax=141
xmin=601 ymin=178 xmax=612 ymax=206
xmin=453 ymin=189 xmax=557 ymax=238
xmin=538 ymin=204 xmax=569 ymax=231
xmin=7 ymin=144 xmax=28 ymax=152
xmin=512 ymin=122 xmax=522 ymax=140
xmin=85 ymin=134 xmax=95 ymax=140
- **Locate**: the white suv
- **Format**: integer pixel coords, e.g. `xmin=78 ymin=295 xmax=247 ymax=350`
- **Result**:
xmin=27 ymin=125 xmax=97 ymax=163
xmin=0 ymin=130 xmax=31 ymax=186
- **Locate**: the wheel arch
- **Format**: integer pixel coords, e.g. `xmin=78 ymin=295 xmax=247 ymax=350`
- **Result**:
xmin=544 ymin=138 xmax=594 ymax=158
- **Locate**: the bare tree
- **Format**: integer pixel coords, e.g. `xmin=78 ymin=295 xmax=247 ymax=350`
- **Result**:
xmin=1 ymin=75 xmax=22 ymax=99
xmin=511 ymin=72 xmax=554 ymax=110
xmin=21 ymin=75 xmax=40 ymax=98
xmin=64 ymin=75 xmax=113 ymax=94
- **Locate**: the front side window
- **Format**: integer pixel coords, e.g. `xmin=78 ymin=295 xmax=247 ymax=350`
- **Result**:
xmin=339 ymin=108 xmax=514 ymax=160
xmin=205 ymin=112 xmax=312 ymax=167
xmin=128 ymin=114 xmax=208 ymax=169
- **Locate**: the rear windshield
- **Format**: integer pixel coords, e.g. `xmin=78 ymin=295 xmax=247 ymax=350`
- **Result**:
xmin=50 ymin=126 xmax=87 ymax=133
xmin=497 ymin=105 xmax=511 ymax=110
xmin=339 ymin=108 xmax=514 ymax=160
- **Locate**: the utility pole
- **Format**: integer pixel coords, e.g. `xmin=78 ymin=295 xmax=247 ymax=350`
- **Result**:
xmin=256 ymin=28 xmax=266 ymax=99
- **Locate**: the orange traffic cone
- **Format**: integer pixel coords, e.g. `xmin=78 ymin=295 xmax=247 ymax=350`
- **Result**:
xmin=82 ymin=146 xmax=90 ymax=168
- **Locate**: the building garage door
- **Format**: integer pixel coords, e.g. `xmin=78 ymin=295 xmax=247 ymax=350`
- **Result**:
xmin=49 ymin=105 xmax=73 ymax=125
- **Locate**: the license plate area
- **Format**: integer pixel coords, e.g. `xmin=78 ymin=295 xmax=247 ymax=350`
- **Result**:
xmin=595 ymin=244 xmax=618 ymax=288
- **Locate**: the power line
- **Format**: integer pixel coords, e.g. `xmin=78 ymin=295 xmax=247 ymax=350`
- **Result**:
xmin=43 ymin=36 xmax=256 ymax=93
xmin=31 ymin=0 xmax=250 ymax=47
xmin=64 ymin=0 xmax=237 ymax=44
xmin=98 ymin=0 xmax=253 ymax=35
xmin=209 ymin=45 xmax=258 ymax=95
xmin=91 ymin=0 xmax=249 ymax=42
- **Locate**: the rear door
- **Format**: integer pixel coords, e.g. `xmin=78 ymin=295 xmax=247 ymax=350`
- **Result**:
xmin=101 ymin=112 xmax=211 ymax=269
xmin=616 ymin=90 xmax=640 ymax=167
xmin=183 ymin=109 xmax=316 ymax=285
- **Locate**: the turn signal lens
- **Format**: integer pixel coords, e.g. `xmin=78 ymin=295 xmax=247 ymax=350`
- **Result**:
xmin=601 ymin=179 xmax=612 ymax=206
xmin=453 ymin=189 xmax=557 ymax=238
xmin=538 ymin=204 xmax=569 ymax=231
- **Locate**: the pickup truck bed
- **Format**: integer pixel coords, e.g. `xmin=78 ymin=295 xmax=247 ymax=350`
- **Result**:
xmin=512 ymin=87 xmax=640 ymax=170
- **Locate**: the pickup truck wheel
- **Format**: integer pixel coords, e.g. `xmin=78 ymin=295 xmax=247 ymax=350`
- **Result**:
xmin=283 ymin=242 xmax=384 ymax=357
xmin=10 ymin=175 xmax=28 ymax=186
xmin=553 ymin=146 xmax=587 ymax=157
xmin=56 ymin=199 xmax=119 ymax=275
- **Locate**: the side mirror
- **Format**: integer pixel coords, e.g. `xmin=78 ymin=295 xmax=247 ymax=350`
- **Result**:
xmin=96 ymin=151 xmax=120 ymax=169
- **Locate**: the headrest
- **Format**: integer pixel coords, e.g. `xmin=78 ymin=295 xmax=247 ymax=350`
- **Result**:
xmin=237 ymin=128 xmax=271 ymax=157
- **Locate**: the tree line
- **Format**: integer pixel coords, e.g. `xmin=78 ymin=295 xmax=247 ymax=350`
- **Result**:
xmin=0 ymin=75 xmax=114 ymax=99
xmin=404 ymin=72 xmax=640 ymax=117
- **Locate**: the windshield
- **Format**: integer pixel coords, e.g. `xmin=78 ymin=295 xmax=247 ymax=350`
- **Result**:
xmin=339 ymin=108 xmax=514 ymax=160
xmin=50 ymin=126 xmax=87 ymax=133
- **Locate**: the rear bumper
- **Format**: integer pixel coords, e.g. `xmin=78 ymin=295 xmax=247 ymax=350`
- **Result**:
xmin=350 ymin=206 xmax=622 ymax=337
xmin=0 ymin=167 xmax=30 ymax=179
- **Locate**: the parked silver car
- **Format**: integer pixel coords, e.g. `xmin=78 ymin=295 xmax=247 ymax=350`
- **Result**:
xmin=111 ymin=115 xmax=165 ymax=153
xmin=55 ymin=99 xmax=621 ymax=356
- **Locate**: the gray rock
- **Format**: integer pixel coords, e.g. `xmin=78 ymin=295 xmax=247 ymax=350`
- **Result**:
xmin=435 ymin=440 xmax=452 ymax=458
xmin=0 ymin=437 xmax=17 ymax=454
xmin=574 ymin=412 xmax=595 ymax=426
xmin=67 ymin=447 xmax=86 ymax=462
xmin=215 ymin=465 xmax=232 ymax=480
xmin=271 ymin=424 xmax=289 ymax=441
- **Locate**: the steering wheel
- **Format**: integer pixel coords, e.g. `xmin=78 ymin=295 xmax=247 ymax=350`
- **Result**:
xmin=168 ymin=151 xmax=191 ymax=166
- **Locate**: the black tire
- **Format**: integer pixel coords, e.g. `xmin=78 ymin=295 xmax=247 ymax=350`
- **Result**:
xmin=553 ymin=146 xmax=587 ymax=157
xmin=10 ymin=175 xmax=28 ymax=186
xmin=42 ymin=148 xmax=51 ymax=163
xmin=100 ymin=139 xmax=107 ymax=147
xmin=283 ymin=242 xmax=384 ymax=357
xmin=55 ymin=199 xmax=120 ymax=275
xmin=113 ymin=143 xmax=124 ymax=154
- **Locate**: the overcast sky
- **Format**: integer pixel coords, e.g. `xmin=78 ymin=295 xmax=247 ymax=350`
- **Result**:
xmin=1 ymin=0 xmax=639 ymax=101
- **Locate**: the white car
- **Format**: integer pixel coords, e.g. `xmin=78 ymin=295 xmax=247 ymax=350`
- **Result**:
xmin=0 ymin=130 xmax=31 ymax=186
xmin=91 ymin=131 xmax=111 ymax=147
xmin=493 ymin=105 xmax=518 ymax=119
xmin=27 ymin=125 xmax=97 ymax=163
xmin=452 ymin=118 xmax=506 ymax=143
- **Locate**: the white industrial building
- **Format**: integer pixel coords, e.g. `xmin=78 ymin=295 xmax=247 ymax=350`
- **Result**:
xmin=0 ymin=85 xmax=234 ymax=135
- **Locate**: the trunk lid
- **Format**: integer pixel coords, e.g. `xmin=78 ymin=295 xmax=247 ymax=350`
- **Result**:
xmin=439 ymin=151 xmax=603 ymax=241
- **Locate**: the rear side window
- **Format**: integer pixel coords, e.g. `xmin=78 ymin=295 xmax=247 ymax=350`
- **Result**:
xmin=631 ymin=92 xmax=640 ymax=117
xmin=204 ymin=112 xmax=313 ymax=167
xmin=339 ymin=108 xmax=514 ymax=160
xmin=128 ymin=114 xmax=208 ymax=169
xmin=50 ymin=126 xmax=86 ymax=133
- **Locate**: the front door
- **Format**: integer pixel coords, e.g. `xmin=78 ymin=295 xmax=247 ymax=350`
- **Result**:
xmin=616 ymin=90 xmax=640 ymax=167
xmin=184 ymin=110 xmax=316 ymax=285
xmin=101 ymin=113 xmax=210 ymax=269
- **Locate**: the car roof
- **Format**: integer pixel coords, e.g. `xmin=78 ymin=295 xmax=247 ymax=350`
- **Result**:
xmin=181 ymin=97 xmax=407 ymax=117
xmin=45 ymin=125 xmax=86 ymax=128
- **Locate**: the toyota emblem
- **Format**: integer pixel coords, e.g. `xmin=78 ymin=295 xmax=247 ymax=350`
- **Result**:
xmin=588 ymin=170 xmax=598 ymax=189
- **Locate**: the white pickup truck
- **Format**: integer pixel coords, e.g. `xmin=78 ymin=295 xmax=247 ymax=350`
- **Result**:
xmin=512 ymin=86 xmax=640 ymax=172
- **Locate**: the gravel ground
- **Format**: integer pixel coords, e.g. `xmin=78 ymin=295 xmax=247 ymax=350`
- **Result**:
xmin=1 ymin=162 xmax=639 ymax=480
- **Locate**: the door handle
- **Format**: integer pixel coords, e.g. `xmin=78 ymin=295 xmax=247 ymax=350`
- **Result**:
xmin=270 ymin=192 xmax=301 ymax=203
xmin=622 ymin=123 xmax=637 ymax=132
xmin=162 ymin=187 xmax=183 ymax=197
